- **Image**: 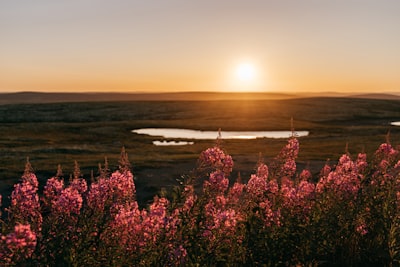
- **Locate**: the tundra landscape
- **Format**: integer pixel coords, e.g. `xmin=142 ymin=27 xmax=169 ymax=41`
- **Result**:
xmin=1 ymin=92 xmax=400 ymax=204
xmin=2 ymin=92 xmax=400 ymax=265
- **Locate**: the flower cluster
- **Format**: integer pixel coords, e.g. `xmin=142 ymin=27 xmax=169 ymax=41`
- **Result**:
xmin=1 ymin=138 xmax=400 ymax=266
xmin=0 ymin=224 xmax=37 ymax=265
xmin=199 ymin=146 xmax=234 ymax=175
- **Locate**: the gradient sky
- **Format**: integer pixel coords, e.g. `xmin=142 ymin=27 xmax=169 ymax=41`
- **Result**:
xmin=1 ymin=0 xmax=400 ymax=93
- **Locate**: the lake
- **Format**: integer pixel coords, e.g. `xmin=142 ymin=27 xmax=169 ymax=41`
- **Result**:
xmin=132 ymin=128 xmax=309 ymax=145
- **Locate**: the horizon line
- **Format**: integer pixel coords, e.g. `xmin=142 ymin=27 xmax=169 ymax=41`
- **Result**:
xmin=1 ymin=90 xmax=399 ymax=96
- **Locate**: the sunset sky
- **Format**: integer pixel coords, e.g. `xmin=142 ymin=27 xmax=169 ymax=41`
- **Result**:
xmin=1 ymin=0 xmax=400 ymax=94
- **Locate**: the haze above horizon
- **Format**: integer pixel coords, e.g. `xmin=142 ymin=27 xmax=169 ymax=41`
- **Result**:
xmin=1 ymin=1 xmax=400 ymax=94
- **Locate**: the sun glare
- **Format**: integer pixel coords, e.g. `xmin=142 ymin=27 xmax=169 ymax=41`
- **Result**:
xmin=226 ymin=60 xmax=264 ymax=92
xmin=236 ymin=63 xmax=256 ymax=82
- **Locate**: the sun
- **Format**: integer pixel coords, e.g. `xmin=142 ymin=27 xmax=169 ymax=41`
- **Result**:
xmin=224 ymin=59 xmax=265 ymax=92
xmin=236 ymin=63 xmax=256 ymax=82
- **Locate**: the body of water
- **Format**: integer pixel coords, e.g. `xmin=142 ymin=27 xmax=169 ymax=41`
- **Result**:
xmin=152 ymin=140 xmax=194 ymax=146
xmin=132 ymin=128 xmax=309 ymax=145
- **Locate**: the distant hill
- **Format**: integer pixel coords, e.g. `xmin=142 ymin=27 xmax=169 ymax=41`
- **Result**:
xmin=1 ymin=91 xmax=399 ymax=105
xmin=0 ymin=91 xmax=297 ymax=104
xmin=348 ymin=93 xmax=400 ymax=100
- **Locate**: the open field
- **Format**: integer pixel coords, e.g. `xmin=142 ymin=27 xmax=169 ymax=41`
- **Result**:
xmin=1 ymin=96 xmax=400 ymax=205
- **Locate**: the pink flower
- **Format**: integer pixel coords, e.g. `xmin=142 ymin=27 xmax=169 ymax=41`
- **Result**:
xmin=149 ymin=196 xmax=169 ymax=218
xmin=356 ymin=221 xmax=368 ymax=236
xmin=284 ymin=138 xmax=300 ymax=159
xmin=256 ymin=163 xmax=269 ymax=179
xmin=281 ymin=159 xmax=297 ymax=178
xmin=22 ymin=172 xmax=39 ymax=189
xmin=259 ymin=199 xmax=281 ymax=227
xmin=273 ymin=137 xmax=299 ymax=179
xmin=105 ymin=202 xmax=144 ymax=251
xmin=356 ymin=153 xmax=368 ymax=174
xmin=106 ymin=199 xmax=169 ymax=253
xmin=86 ymin=170 xmax=136 ymax=213
xmin=69 ymin=177 xmax=88 ymax=194
xmin=109 ymin=170 xmax=136 ymax=201
xmin=9 ymin=179 xmax=42 ymax=232
xmin=320 ymin=164 xmax=332 ymax=178
xmin=378 ymin=159 xmax=390 ymax=172
xmin=266 ymin=179 xmax=279 ymax=195
xmin=204 ymin=170 xmax=229 ymax=193
xmin=281 ymin=177 xmax=315 ymax=219
xmin=182 ymin=185 xmax=197 ymax=213
xmin=86 ymin=178 xmax=111 ymax=212
xmin=394 ymin=160 xmax=400 ymax=169
xmin=299 ymin=169 xmax=312 ymax=181
xmin=52 ymin=187 xmax=83 ymax=216
xmin=204 ymin=198 xmax=239 ymax=234
xmin=43 ymin=177 xmax=64 ymax=208
xmin=247 ymin=174 xmax=267 ymax=199
xmin=317 ymin=154 xmax=360 ymax=199
xmin=199 ymin=146 xmax=234 ymax=175
xmin=0 ymin=224 xmax=37 ymax=263
xmin=227 ymin=182 xmax=245 ymax=205
xmin=375 ymin=143 xmax=398 ymax=161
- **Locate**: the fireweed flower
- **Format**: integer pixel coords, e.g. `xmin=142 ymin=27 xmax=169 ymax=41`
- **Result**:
xmin=9 ymin=170 xmax=42 ymax=233
xmin=317 ymin=154 xmax=360 ymax=199
xmin=394 ymin=160 xmax=400 ymax=169
xmin=149 ymin=196 xmax=169 ymax=219
xmin=316 ymin=164 xmax=332 ymax=193
xmin=69 ymin=177 xmax=88 ymax=194
xmin=369 ymin=143 xmax=400 ymax=187
xmin=199 ymin=146 xmax=234 ymax=175
xmin=182 ymin=185 xmax=197 ymax=213
xmin=164 ymin=208 xmax=182 ymax=242
xmin=378 ymin=159 xmax=391 ymax=173
xmin=203 ymin=196 xmax=241 ymax=243
xmin=281 ymin=159 xmax=297 ymax=178
xmin=42 ymin=177 xmax=64 ymax=208
xmin=375 ymin=143 xmax=398 ymax=162
xmin=266 ymin=179 xmax=279 ymax=195
xmin=0 ymin=224 xmax=37 ymax=264
xmin=356 ymin=153 xmax=368 ymax=175
xmin=272 ymin=137 xmax=299 ymax=179
xmin=259 ymin=199 xmax=281 ymax=227
xmin=86 ymin=170 xmax=136 ymax=214
xmin=106 ymin=199 xmax=169 ymax=254
xmin=52 ymin=187 xmax=83 ymax=216
xmin=104 ymin=202 xmax=143 ymax=251
xmin=109 ymin=170 xmax=136 ymax=201
xmin=299 ymin=169 xmax=312 ymax=181
xmin=281 ymin=177 xmax=315 ymax=218
xmin=256 ymin=163 xmax=269 ymax=179
xmin=86 ymin=177 xmax=111 ymax=213
xmin=204 ymin=170 xmax=229 ymax=193
xmin=227 ymin=181 xmax=245 ymax=205
xmin=355 ymin=220 xmax=368 ymax=236
xmin=247 ymin=174 xmax=268 ymax=200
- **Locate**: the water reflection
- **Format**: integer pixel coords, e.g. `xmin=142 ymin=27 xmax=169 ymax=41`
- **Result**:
xmin=132 ymin=128 xmax=309 ymax=141
xmin=153 ymin=140 xmax=194 ymax=146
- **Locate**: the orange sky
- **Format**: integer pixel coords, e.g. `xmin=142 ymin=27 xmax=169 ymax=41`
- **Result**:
xmin=1 ymin=1 xmax=400 ymax=94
